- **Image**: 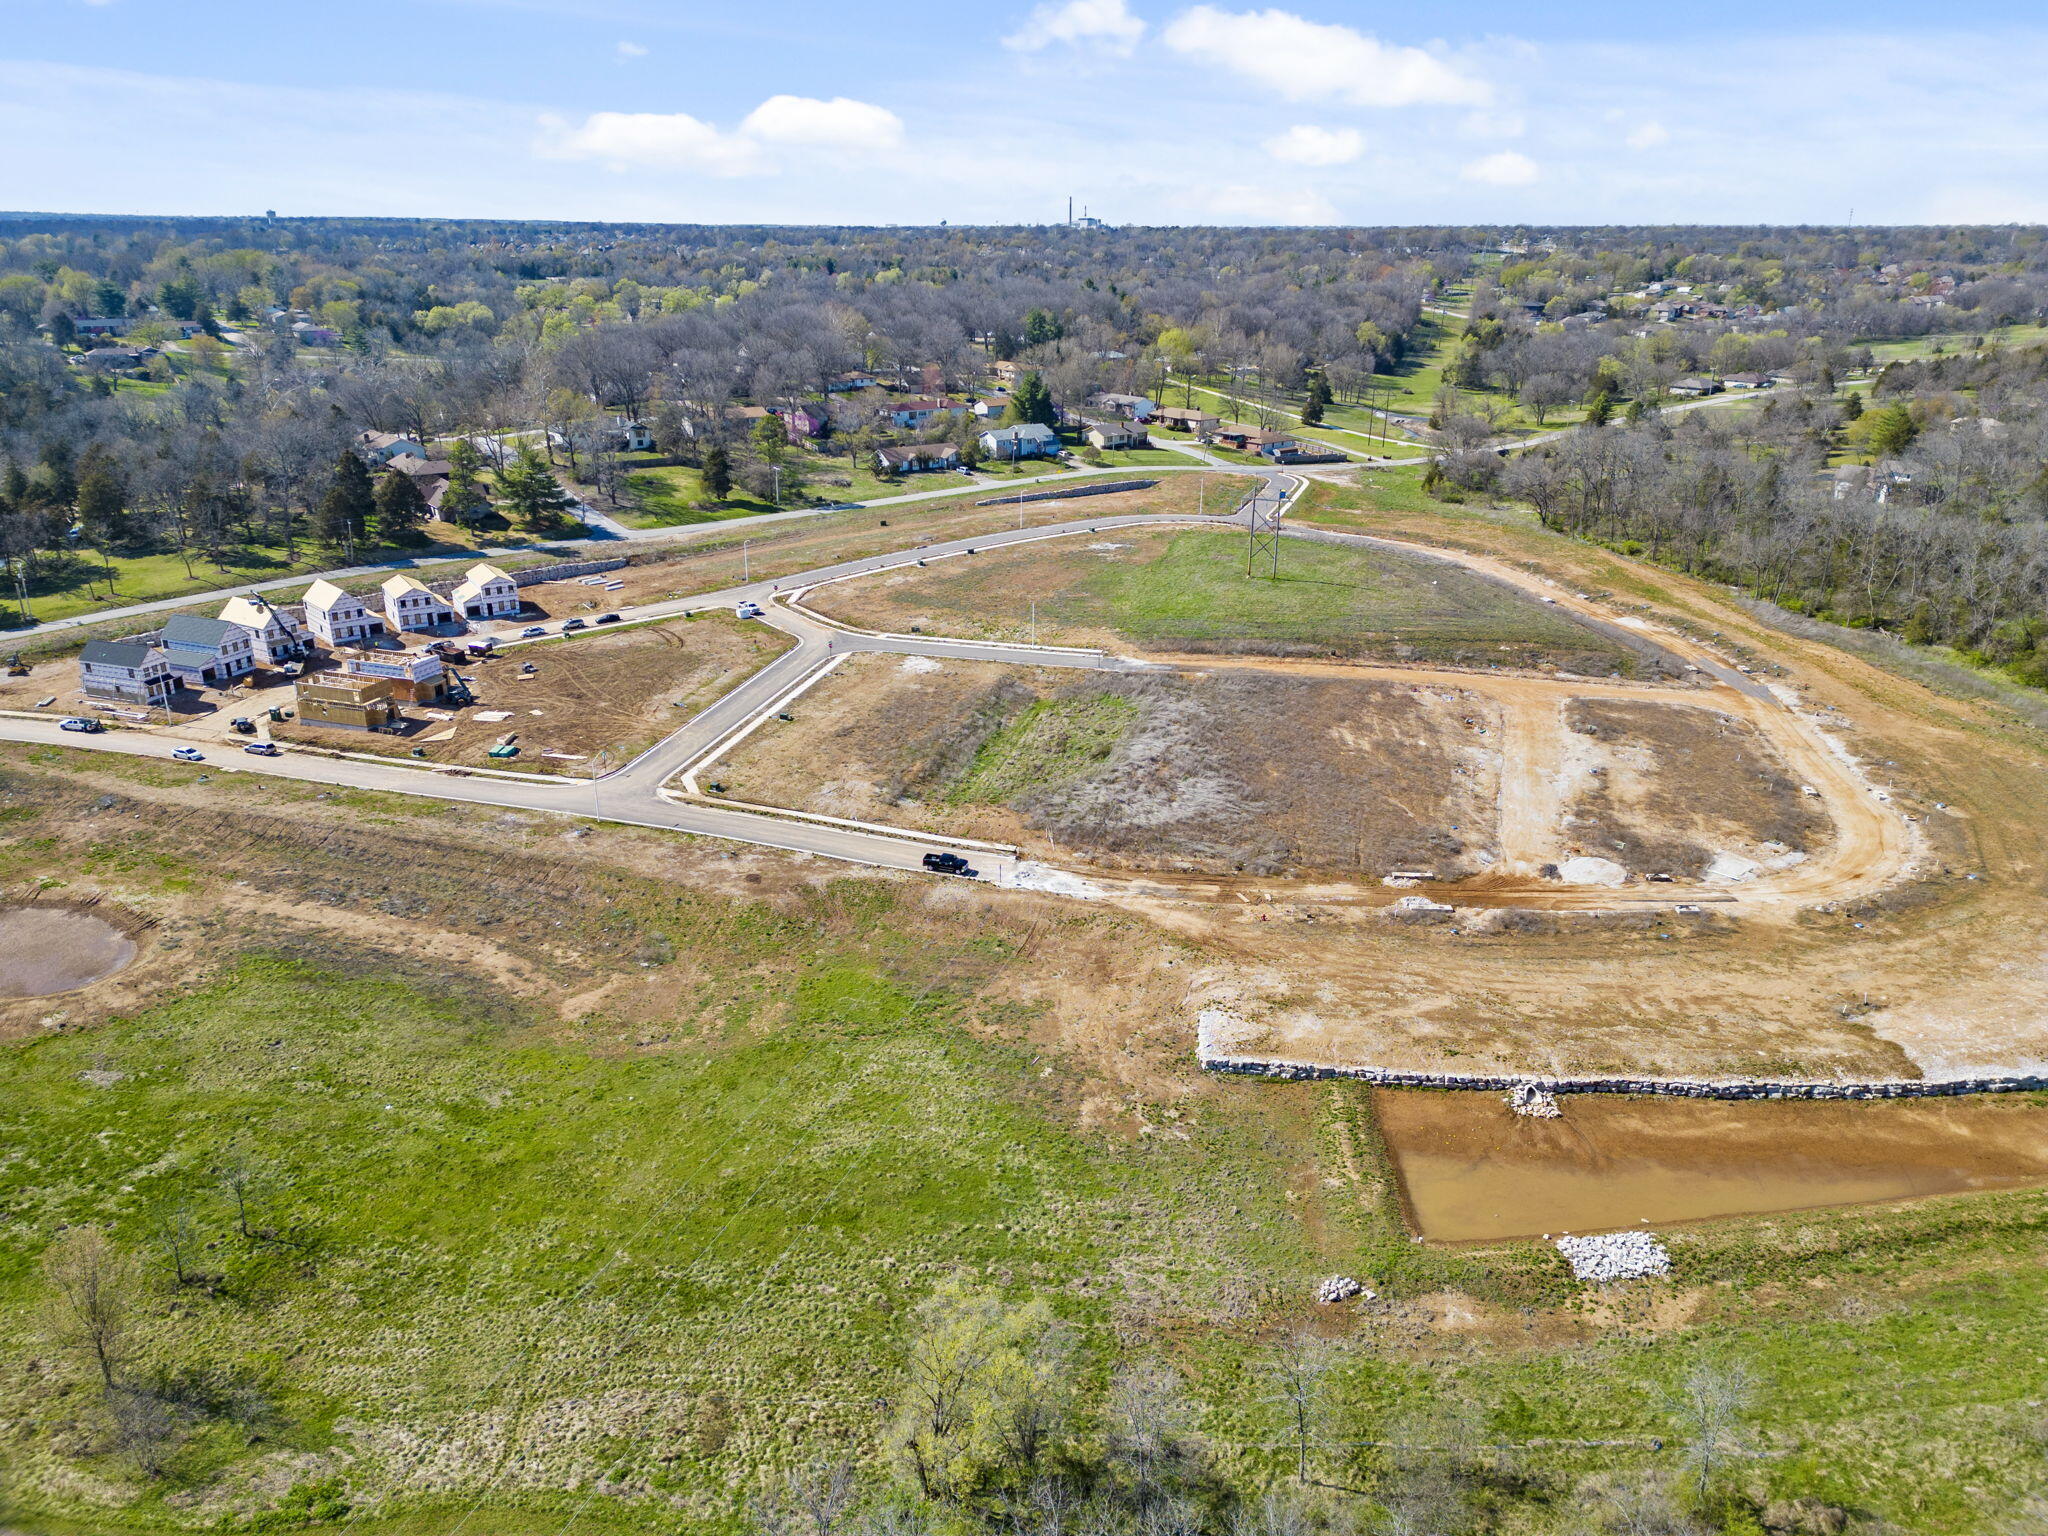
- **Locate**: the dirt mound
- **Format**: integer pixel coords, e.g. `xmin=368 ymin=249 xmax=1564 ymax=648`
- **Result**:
xmin=0 ymin=905 xmax=140 ymax=996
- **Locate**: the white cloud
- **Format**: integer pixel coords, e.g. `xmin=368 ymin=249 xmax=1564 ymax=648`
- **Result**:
xmin=1262 ymin=124 xmax=1364 ymax=166
xmin=540 ymin=95 xmax=903 ymax=176
xmin=1162 ymin=6 xmax=1489 ymax=107
xmin=1460 ymin=110 xmax=1525 ymax=139
xmin=1203 ymin=183 xmax=1339 ymax=223
xmin=1460 ymin=150 xmax=1539 ymax=185
xmin=538 ymin=111 xmax=763 ymax=176
xmin=1004 ymin=0 xmax=1146 ymax=55
xmin=615 ymin=40 xmax=649 ymax=59
xmin=1625 ymin=120 xmax=1669 ymax=150
xmin=738 ymin=95 xmax=905 ymax=152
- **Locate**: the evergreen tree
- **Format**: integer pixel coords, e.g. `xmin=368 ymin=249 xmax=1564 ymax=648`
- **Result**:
xmin=1841 ymin=391 xmax=1864 ymax=421
xmin=75 ymin=453 xmax=127 ymax=551
xmin=47 ymin=313 xmax=75 ymax=348
xmin=315 ymin=451 xmax=376 ymax=548
xmin=1 ymin=462 xmax=27 ymax=514
xmin=496 ymin=447 xmax=574 ymax=532
xmin=37 ymin=443 xmax=76 ymax=511
xmin=193 ymin=297 xmax=221 ymax=338
xmin=1584 ymin=391 xmax=1613 ymax=428
xmin=1004 ymin=371 xmax=1057 ymax=428
xmin=1023 ymin=307 xmax=1063 ymax=346
xmin=439 ymin=440 xmax=492 ymax=526
xmin=373 ymin=470 xmax=430 ymax=545
xmin=1300 ymin=373 xmax=1331 ymax=427
xmin=701 ymin=444 xmax=732 ymax=501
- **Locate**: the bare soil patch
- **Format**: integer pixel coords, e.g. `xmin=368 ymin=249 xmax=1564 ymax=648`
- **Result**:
xmin=1559 ymin=697 xmax=1834 ymax=877
xmin=1377 ymin=1088 xmax=2048 ymax=1242
xmin=0 ymin=903 xmax=139 ymax=996
xmin=278 ymin=616 xmax=789 ymax=773
xmin=716 ymin=653 xmax=1500 ymax=878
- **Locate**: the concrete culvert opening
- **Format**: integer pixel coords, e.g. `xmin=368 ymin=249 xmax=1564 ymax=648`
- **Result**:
xmin=0 ymin=904 xmax=142 ymax=997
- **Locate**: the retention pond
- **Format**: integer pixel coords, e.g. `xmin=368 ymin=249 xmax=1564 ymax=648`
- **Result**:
xmin=1375 ymin=1088 xmax=2048 ymax=1243
xmin=0 ymin=905 xmax=139 ymax=997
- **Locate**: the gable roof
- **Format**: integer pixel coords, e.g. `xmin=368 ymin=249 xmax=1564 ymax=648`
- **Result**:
xmin=160 ymin=613 xmax=246 ymax=650
xmin=303 ymin=579 xmax=359 ymax=611
xmin=220 ymin=594 xmax=288 ymax=631
xmin=81 ymin=639 xmax=158 ymax=669
xmin=982 ymin=423 xmax=1059 ymax=443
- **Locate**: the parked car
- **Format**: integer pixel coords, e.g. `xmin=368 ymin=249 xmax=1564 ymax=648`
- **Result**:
xmin=520 ymin=625 xmax=548 ymax=639
xmin=58 ymin=717 xmax=102 ymax=733
xmin=734 ymin=601 xmax=764 ymax=619
xmin=280 ymin=661 xmax=303 ymax=676
xmin=595 ymin=613 xmax=623 ymax=626
xmin=242 ymin=742 xmax=281 ymax=757
xmin=921 ymin=851 xmax=973 ymax=876
xmin=229 ymin=716 xmax=256 ymax=735
xmin=561 ymin=618 xmax=587 ymax=632
xmin=171 ymin=746 xmax=205 ymax=762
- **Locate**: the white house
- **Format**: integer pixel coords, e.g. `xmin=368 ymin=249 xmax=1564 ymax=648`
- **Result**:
xmin=302 ymin=579 xmax=381 ymax=647
xmin=979 ymin=423 xmax=1061 ymax=460
xmin=79 ymin=639 xmax=175 ymax=706
xmin=355 ymin=430 xmax=427 ymax=465
xmin=381 ymin=574 xmax=457 ymax=633
xmin=157 ymin=614 xmax=257 ymax=688
xmin=1086 ymin=393 xmax=1156 ymax=421
xmin=450 ymin=562 xmax=521 ymax=621
xmin=219 ymin=593 xmax=309 ymax=666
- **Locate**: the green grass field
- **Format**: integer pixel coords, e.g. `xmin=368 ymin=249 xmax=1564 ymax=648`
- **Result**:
xmin=1856 ymin=322 xmax=2048 ymax=363
xmin=2 ymin=751 xmax=2047 ymax=1532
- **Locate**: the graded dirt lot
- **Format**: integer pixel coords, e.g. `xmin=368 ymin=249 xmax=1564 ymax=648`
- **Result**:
xmin=809 ymin=525 xmax=1645 ymax=674
xmin=1558 ymin=697 xmax=1834 ymax=878
xmin=715 ymin=651 xmax=1506 ymax=878
xmin=280 ymin=615 xmax=790 ymax=773
xmin=0 ymin=904 xmax=138 ymax=996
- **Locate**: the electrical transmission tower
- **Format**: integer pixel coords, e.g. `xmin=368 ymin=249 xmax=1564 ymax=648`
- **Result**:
xmin=1244 ymin=485 xmax=1283 ymax=580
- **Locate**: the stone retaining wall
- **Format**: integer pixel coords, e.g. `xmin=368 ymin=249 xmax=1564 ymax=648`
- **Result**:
xmin=975 ymin=479 xmax=1156 ymax=507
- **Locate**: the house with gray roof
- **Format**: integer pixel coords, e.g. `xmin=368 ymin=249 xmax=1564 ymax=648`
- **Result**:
xmin=979 ymin=423 xmax=1061 ymax=461
xmin=79 ymin=639 xmax=175 ymax=706
xmin=158 ymin=614 xmax=257 ymax=688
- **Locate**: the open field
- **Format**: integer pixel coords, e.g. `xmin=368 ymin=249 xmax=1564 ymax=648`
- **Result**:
xmin=1856 ymin=321 xmax=2048 ymax=363
xmin=278 ymin=615 xmax=790 ymax=774
xmin=1 ymin=750 xmax=2047 ymax=1532
xmin=714 ymin=653 xmax=1504 ymax=878
xmin=810 ymin=525 xmax=1644 ymax=674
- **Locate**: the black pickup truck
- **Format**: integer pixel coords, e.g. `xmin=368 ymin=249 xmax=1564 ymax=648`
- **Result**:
xmin=920 ymin=851 xmax=974 ymax=876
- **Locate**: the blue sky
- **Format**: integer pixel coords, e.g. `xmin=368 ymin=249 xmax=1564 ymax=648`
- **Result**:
xmin=7 ymin=0 xmax=2048 ymax=225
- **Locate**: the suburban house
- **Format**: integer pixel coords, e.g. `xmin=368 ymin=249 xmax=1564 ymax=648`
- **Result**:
xmin=1085 ymin=420 xmax=1150 ymax=451
xmin=776 ymin=405 xmax=825 ymax=439
xmin=1150 ymin=407 xmax=1220 ymax=438
xmin=875 ymin=443 xmax=961 ymax=474
xmin=887 ymin=398 xmax=967 ymax=431
xmin=292 ymin=323 xmax=341 ymax=346
xmin=71 ymin=317 xmax=129 ymax=337
xmin=611 ymin=417 xmax=654 ymax=452
xmin=1768 ymin=368 xmax=1803 ymax=388
xmin=302 ymin=579 xmax=382 ymax=647
xmin=77 ymin=347 xmax=151 ymax=372
xmin=1669 ymin=376 xmax=1721 ymax=397
xmin=294 ymin=674 xmax=395 ymax=731
xmin=828 ymin=370 xmax=879 ymax=392
xmin=356 ymin=430 xmax=428 ymax=465
xmin=1722 ymin=373 xmax=1771 ymax=390
xmin=989 ymin=360 xmax=1023 ymax=387
xmin=980 ymin=423 xmax=1061 ymax=460
xmin=381 ymin=574 xmax=457 ymax=633
xmin=219 ymin=594 xmax=309 ymax=665
xmin=78 ymin=639 xmax=175 ymax=707
xmin=388 ymin=453 xmax=453 ymax=511
xmin=1086 ymin=393 xmax=1156 ymax=421
xmin=341 ymin=647 xmax=452 ymax=703
xmin=449 ymin=562 xmax=522 ymax=621
xmin=157 ymin=614 xmax=257 ymax=688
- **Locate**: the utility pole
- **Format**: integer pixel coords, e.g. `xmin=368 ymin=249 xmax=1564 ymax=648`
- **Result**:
xmin=742 ymin=539 xmax=750 ymax=584
xmin=1029 ymin=598 xmax=1037 ymax=647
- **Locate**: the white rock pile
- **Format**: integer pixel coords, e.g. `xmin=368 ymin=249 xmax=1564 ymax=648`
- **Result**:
xmin=1315 ymin=1275 xmax=1373 ymax=1305
xmin=1505 ymin=1084 xmax=1562 ymax=1118
xmin=1555 ymin=1231 xmax=1671 ymax=1282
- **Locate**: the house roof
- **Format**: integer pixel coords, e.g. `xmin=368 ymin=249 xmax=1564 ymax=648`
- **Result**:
xmin=303 ymin=579 xmax=358 ymax=610
xmin=160 ymin=613 xmax=246 ymax=650
xmin=390 ymin=456 xmax=453 ymax=478
xmin=895 ymin=398 xmax=964 ymax=412
xmin=466 ymin=562 xmax=513 ymax=585
xmin=382 ymin=574 xmax=444 ymax=601
xmin=356 ymin=431 xmax=414 ymax=451
xmin=877 ymin=444 xmax=956 ymax=464
xmin=220 ymin=595 xmax=285 ymax=630
xmin=81 ymin=639 xmax=158 ymax=669
xmin=983 ymin=423 xmax=1058 ymax=443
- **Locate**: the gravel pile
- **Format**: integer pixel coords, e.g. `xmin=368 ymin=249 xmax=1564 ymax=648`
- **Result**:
xmin=1315 ymin=1275 xmax=1372 ymax=1304
xmin=1555 ymin=1231 xmax=1671 ymax=1282
xmin=1505 ymin=1084 xmax=1562 ymax=1118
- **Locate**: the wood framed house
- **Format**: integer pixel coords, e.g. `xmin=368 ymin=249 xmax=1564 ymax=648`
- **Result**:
xmin=381 ymin=574 xmax=457 ymax=633
xmin=78 ymin=640 xmax=175 ymax=707
xmin=302 ymin=579 xmax=381 ymax=647
xmin=219 ymin=594 xmax=309 ymax=665
xmin=450 ymin=563 xmax=522 ymax=621
xmin=157 ymin=614 xmax=257 ymax=688
xmin=341 ymin=647 xmax=452 ymax=704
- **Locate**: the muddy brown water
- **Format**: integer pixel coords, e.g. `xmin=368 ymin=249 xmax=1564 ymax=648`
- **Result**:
xmin=0 ymin=906 xmax=138 ymax=997
xmin=1375 ymin=1089 xmax=2048 ymax=1243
